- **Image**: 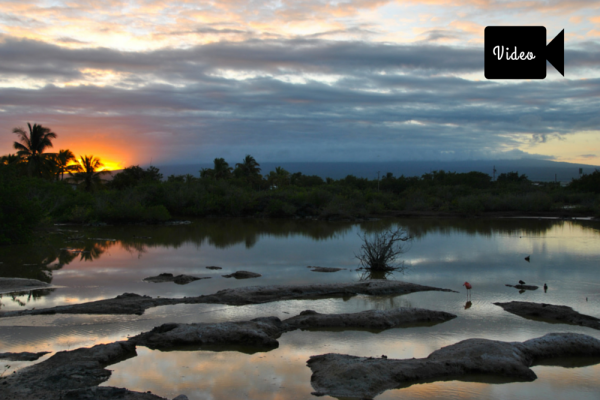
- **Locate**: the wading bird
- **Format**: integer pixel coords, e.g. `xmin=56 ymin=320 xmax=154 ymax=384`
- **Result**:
xmin=463 ymin=282 xmax=472 ymax=298
xmin=544 ymin=283 xmax=548 ymax=292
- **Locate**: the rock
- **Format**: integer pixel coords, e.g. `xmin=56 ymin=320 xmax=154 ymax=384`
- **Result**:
xmin=506 ymin=284 xmax=539 ymax=290
xmin=309 ymin=267 xmax=343 ymax=273
xmin=283 ymin=308 xmax=456 ymax=331
xmin=0 ymin=280 xmax=457 ymax=317
xmin=63 ymin=387 xmax=167 ymax=399
xmin=0 ymin=351 xmax=50 ymax=361
xmin=172 ymin=395 xmax=189 ymax=400
xmin=222 ymin=271 xmax=262 ymax=279
xmin=2 ymin=341 xmax=137 ymax=398
xmin=129 ymin=308 xmax=456 ymax=351
xmin=494 ymin=301 xmax=600 ymax=330
xmin=130 ymin=317 xmax=284 ymax=350
xmin=143 ymin=273 xmax=210 ymax=285
xmin=0 ymin=305 xmax=458 ymax=398
xmin=0 ymin=293 xmax=163 ymax=317
xmin=0 ymin=278 xmax=52 ymax=294
xmin=307 ymin=333 xmax=600 ymax=399
xmin=199 ymin=280 xmax=457 ymax=306
xmin=206 ymin=266 xmax=222 ymax=270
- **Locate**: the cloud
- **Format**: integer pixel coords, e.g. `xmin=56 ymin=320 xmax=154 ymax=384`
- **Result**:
xmin=0 ymin=35 xmax=599 ymax=164
xmin=417 ymin=29 xmax=465 ymax=42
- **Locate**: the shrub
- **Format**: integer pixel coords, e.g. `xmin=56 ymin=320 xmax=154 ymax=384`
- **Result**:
xmin=142 ymin=205 xmax=171 ymax=223
xmin=0 ymin=165 xmax=44 ymax=244
xmin=265 ymin=199 xmax=297 ymax=217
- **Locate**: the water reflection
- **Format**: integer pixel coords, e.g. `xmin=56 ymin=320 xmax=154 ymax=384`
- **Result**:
xmin=1 ymin=218 xmax=600 ymax=400
xmin=0 ymin=289 xmax=55 ymax=309
xmin=2 ymin=218 xmax=600 ymax=275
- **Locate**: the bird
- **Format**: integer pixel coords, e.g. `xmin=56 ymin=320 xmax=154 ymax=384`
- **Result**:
xmin=463 ymin=282 xmax=472 ymax=298
xmin=544 ymin=283 xmax=548 ymax=292
xmin=524 ymin=256 xmax=530 ymax=262
xmin=519 ymin=280 xmax=526 ymax=285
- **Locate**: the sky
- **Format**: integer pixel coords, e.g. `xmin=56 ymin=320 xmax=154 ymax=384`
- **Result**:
xmin=0 ymin=0 xmax=599 ymax=170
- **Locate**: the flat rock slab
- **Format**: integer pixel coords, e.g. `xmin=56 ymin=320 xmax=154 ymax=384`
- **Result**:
xmin=284 ymin=308 xmax=456 ymax=331
xmin=2 ymin=341 xmax=136 ymax=397
xmin=309 ymin=266 xmax=343 ymax=273
xmin=62 ymin=387 xmax=169 ymax=399
xmin=494 ymin=301 xmax=600 ymax=330
xmin=143 ymin=273 xmax=210 ymax=285
xmin=0 ymin=280 xmax=457 ymax=318
xmin=129 ymin=308 xmax=457 ymax=351
xmin=198 ymin=280 xmax=457 ymax=306
xmin=1 ymin=342 xmax=178 ymax=400
xmin=307 ymin=333 xmax=600 ymax=399
xmin=222 ymin=271 xmax=262 ymax=279
xmin=131 ymin=316 xmax=284 ymax=350
xmin=0 ymin=278 xmax=51 ymax=294
xmin=506 ymin=284 xmax=539 ymax=290
xmin=0 ymin=351 xmax=50 ymax=361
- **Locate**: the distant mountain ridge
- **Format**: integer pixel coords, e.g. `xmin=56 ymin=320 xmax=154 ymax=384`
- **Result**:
xmin=134 ymin=159 xmax=598 ymax=183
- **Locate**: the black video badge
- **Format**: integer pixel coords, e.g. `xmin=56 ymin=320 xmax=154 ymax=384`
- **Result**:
xmin=485 ymin=26 xmax=564 ymax=79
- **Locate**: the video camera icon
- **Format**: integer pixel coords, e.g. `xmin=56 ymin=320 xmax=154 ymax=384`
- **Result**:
xmin=484 ymin=26 xmax=564 ymax=79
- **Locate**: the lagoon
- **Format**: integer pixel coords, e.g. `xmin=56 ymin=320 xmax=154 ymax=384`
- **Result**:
xmin=1 ymin=218 xmax=600 ymax=399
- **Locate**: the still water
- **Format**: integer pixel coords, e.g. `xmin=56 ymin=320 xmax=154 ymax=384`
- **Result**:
xmin=1 ymin=218 xmax=600 ymax=399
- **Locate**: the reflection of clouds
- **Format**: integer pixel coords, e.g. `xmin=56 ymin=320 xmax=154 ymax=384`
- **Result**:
xmin=103 ymin=334 xmax=600 ymax=400
xmin=104 ymin=346 xmax=316 ymax=400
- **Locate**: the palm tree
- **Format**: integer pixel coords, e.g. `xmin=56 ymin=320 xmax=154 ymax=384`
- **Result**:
xmin=52 ymin=149 xmax=78 ymax=181
xmin=235 ymin=155 xmax=261 ymax=177
xmin=268 ymin=166 xmax=290 ymax=188
xmin=213 ymin=158 xmax=232 ymax=180
xmin=0 ymin=153 xmax=23 ymax=165
xmin=200 ymin=167 xmax=214 ymax=179
xmin=69 ymin=155 xmax=111 ymax=192
xmin=12 ymin=123 xmax=57 ymax=178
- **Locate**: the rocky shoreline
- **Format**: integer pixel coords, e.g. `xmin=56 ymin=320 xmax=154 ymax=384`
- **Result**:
xmin=1 ymin=307 xmax=456 ymax=399
xmin=494 ymin=301 xmax=600 ymax=330
xmin=307 ymin=332 xmax=600 ymax=399
xmin=0 ymin=280 xmax=457 ymax=318
xmin=130 ymin=308 xmax=457 ymax=350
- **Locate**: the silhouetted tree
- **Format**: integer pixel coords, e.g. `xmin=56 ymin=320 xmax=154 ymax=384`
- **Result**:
xmin=213 ymin=158 xmax=232 ymax=180
xmin=497 ymin=171 xmax=529 ymax=184
xmin=12 ymin=122 xmax=57 ymax=178
xmin=355 ymin=227 xmax=412 ymax=271
xmin=268 ymin=166 xmax=290 ymax=187
xmin=0 ymin=153 xmax=23 ymax=165
xmin=109 ymin=165 xmax=162 ymax=189
xmin=568 ymin=169 xmax=600 ymax=193
xmin=235 ymin=155 xmax=261 ymax=178
xmin=69 ymin=155 xmax=111 ymax=192
xmin=52 ymin=149 xmax=78 ymax=181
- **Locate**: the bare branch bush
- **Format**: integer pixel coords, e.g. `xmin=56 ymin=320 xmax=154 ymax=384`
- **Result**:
xmin=355 ymin=227 xmax=412 ymax=271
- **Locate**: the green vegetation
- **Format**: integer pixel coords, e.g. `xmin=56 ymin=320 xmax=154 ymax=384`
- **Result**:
xmin=0 ymin=164 xmax=44 ymax=245
xmin=2 ymin=122 xmax=600 ymax=245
